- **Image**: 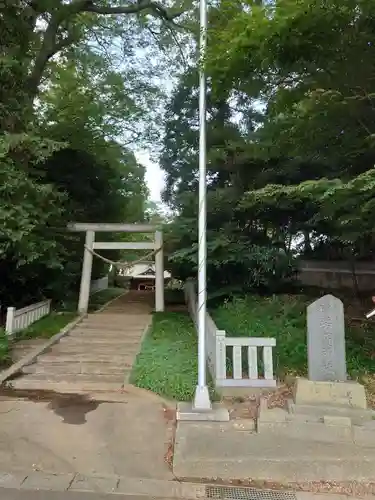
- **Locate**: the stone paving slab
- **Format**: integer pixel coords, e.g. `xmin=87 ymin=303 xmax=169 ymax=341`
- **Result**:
xmin=0 ymin=470 xmax=205 ymax=497
xmin=70 ymin=474 xmax=118 ymax=493
xmin=0 ymin=472 xmax=28 ymax=489
xmin=21 ymin=472 xmax=76 ymax=491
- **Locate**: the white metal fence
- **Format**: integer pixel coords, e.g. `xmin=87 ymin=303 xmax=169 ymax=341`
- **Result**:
xmin=90 ymin=276 xmax=109 ymax=295
xmin=5 ymin=299 xmax=51 ymax=336
xmin=184 ymin=281 xmax=277 ymax=390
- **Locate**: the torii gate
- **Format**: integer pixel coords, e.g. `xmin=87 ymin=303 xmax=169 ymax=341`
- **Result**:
xmin=68 ymin=223 xmax=164 ymax=314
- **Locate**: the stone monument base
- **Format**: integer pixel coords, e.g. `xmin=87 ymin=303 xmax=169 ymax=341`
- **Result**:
xmin=256 ymin=378 xmax=375 ymax=446
xmin=293 ymin=377 xmax=367 ymax=409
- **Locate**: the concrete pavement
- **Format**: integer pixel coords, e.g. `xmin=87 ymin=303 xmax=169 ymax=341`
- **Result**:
xmin=0 ymin=391 xmax=173 ymax=479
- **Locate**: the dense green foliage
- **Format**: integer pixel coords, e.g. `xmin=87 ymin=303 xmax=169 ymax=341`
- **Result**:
xmin=212 ymin=294 xmax=375 ymax=380
xmin=0 ymin=0 xmax=187 ymax=309
xmin=4 ymin=0 xmax=375 ymax=307
xmin=161 ymin=0 xmax=375 ymax=297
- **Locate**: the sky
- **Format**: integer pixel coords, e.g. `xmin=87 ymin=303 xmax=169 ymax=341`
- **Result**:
xmin=135 ymin=150 xmax=165 ymax=202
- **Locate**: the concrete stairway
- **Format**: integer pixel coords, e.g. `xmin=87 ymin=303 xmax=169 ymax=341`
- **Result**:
xmin=11 ymin=292 xmax=153 ymax=393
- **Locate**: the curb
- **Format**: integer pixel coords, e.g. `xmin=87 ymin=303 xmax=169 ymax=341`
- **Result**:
xmin=0 ymin=471 xmax=206 ymax=498
xmin=0 ymin=470 xmax=373 ymax=500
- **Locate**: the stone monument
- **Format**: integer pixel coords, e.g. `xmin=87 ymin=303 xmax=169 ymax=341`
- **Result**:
xmin=307 ymin=294 xmax=346 ymax=382
xmin=294 ymin=294 xmax=366 ymax=408
xmin=257 ymin=294 xmax=374 ymax=447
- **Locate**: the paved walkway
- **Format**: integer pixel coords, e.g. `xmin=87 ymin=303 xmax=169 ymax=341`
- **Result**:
xmin=11 ymin=292 xmax=153 ymax=393
xmin=0 ymin=292 xmax=174 ymax=481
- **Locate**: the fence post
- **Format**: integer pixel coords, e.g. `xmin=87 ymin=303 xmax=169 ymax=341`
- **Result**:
xmin=215 ymin=330 xmax=227 ymax=383
xmin=5 ymin=307 xmax=15 ymax=336
xmin=263 ymin=346 xmax=274 ymax=380
xmin=155 ymin=230 xmax=164 ymax=312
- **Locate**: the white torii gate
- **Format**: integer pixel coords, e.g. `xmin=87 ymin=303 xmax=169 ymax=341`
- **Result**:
xmin=68 ymin=223 xmax=164 ymax=314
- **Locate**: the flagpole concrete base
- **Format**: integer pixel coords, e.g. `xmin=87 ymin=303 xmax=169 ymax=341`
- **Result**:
xmin=177 ymin=401 xmax=230 ymax=422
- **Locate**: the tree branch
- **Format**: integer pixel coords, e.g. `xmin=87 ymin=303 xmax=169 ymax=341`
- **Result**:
xmin=81 ymin=0 xmax=184 ymax=21
xmin=25 ymin=0 xmax=185 ymax=101
xmin=28 ymin=18 xmax=60 ymax=99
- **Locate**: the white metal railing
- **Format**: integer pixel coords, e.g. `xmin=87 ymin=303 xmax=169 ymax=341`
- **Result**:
xmin=216 ymin=334 xmax=276 ymax=388
xmin=5 ymin=299 xmax=51 ymax=336
xmin=184 ymin=280 xmax=277 ymax=389
xmin=90 ymin=276 xmax=109 ymax=295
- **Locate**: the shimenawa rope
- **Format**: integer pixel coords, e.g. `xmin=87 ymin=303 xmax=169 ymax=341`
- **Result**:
xmin=84 ymin=245 xmax=162 ymax=272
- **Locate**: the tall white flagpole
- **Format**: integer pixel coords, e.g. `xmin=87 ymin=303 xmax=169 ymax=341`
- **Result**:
xmin=193 ymin=0 xmax=212 ymax=410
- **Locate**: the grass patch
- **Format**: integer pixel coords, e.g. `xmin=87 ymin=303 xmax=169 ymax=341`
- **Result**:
xmin=0 ymin=329 xmax=11 ymax=367
xmin=131 ymin=311 xmax=216 ymax=401
xmin=15 ymin=312 xmax=77 ymax=341
xmin=212 ymin=294 xmax=375 ymax=381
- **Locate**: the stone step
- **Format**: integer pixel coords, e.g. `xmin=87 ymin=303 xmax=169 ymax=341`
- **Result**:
xmin=77 ymin=324 xmax=148 ymax=332
xmin=12 ymin=372 xmax=125 ymax=385
xmin=10 ymin=376 xmax=123 ymax=393
xmin=59 ymin=336 xmax=141 ymax=345
xmin=68 ymin=334 xmax=143 ymax=342
xmin=287 ymin=400 xmax=375 ymax=424
xmin=23 ymin=361 xmax=130 ymax=376
xmin=72 ymin=328 xmax=145 ymax=336
xmin=99 ymin=312 xmax=151 ymax=316
xmin=86 ymin=313 xmax=151 ymax=320
xmin=48 ymin=345 xmax=140 ymax=356
xmin=86 ymin=318 xmax=150 ymax=322
xmin=83 ymin=316 xmax=150 ymax=322
xmin=173 ymin=423 xmax=375 ymax=483
xmin=37 ymin=353 xmax=134 ymax=364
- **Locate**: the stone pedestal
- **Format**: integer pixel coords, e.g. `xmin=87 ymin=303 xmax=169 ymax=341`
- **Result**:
xmin=293 ymin=377 xmax=367 ymax=409
xmin=256 ymin=378 xmax=375 ymax=446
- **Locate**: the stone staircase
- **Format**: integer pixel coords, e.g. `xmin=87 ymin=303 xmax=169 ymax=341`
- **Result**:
xmin=10 ymin=292 xmax=153 ymax=393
